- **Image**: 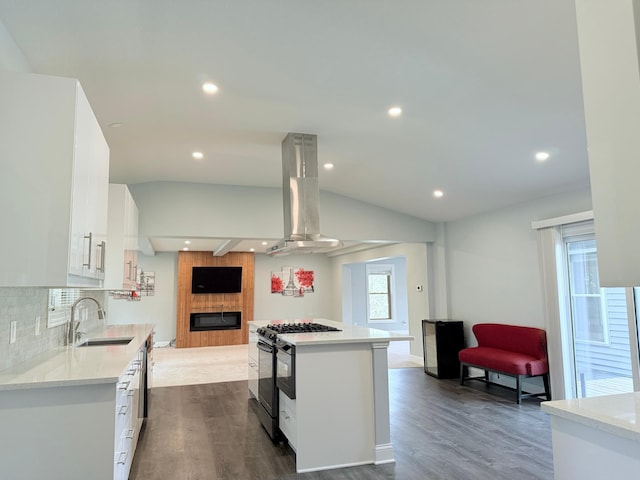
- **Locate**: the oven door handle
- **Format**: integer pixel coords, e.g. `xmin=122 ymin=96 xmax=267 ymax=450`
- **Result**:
xmin=257 ymin=341 xmax=274 ymax=354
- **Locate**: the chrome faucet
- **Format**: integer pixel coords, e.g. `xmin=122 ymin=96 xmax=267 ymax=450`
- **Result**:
xmin=66 ymin=296 xmax=106 ymax=345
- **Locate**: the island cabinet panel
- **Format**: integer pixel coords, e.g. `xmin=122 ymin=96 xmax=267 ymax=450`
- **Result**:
xmin=291 ymin=343 xmax=376 ymax=473
xmin=0 ymin=70 xmax=109 ymax=287
xmin=176 ymin=251 xmax=254 ymax=347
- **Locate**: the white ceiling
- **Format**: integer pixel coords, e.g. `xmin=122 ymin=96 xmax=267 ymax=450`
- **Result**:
xmin=0 ymin=0 xmax=591 ymax=252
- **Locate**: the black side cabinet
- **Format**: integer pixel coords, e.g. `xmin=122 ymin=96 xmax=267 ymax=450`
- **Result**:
xmin=422 ymin=320 xmax=465 ymax=379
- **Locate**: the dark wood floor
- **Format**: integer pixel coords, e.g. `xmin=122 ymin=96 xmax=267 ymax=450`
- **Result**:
xmin=129 ymin=368 xmax=553 ymax=480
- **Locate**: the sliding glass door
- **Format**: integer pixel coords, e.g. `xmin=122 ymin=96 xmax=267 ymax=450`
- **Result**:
xmin=564 ymin=230 xmax=634 ymax=398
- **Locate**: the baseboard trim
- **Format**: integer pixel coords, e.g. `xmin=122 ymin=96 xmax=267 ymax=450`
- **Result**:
xmin=374 ymin=443 xmax=395 ymax=464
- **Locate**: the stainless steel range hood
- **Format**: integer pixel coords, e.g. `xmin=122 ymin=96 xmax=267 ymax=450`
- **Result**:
xmin=267 ymin=133 xmax=342 ymax=256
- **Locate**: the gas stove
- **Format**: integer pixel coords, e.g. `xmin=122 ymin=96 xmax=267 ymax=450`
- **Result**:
xmin=256 ymin=322 xmax=341 ymax=341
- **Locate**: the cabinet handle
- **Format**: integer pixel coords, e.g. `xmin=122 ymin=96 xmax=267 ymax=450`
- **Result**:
xmin=123 ymin=428 xmax=134 ymax=439
xmin=117 ymin=405 xmax=128 ymax=415
xmin=97 ymin=241 xmax=106 ymax=273
xmin=118 ymin=380 xmax=131 ymax=390
xmin=83 ymin=233 xmax=93 ymax=269
xmin=116 ymin=451 xmax=128 ymax=465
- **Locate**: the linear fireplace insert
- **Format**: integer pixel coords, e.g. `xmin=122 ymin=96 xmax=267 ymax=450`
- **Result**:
xmin=190 ymin=312 xmax=241 ymax=331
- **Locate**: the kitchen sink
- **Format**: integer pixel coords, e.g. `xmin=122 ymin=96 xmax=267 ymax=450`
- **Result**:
xmin=77 ymin=337 xmax=134 ymax=347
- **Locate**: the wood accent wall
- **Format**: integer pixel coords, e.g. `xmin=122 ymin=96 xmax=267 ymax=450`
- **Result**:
xmin=176 ymin=251 xmax=254 ymax=348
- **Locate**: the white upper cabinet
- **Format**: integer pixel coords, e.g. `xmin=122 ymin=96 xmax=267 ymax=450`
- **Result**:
xmin=105 ymin=184 xmax=139 ymax=290
xmin=575 ymin=0 xmax=640 ymax=286
xmin=0 ymin=71 xmax=109 ymax=287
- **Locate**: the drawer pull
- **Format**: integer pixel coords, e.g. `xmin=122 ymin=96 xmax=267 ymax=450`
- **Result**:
xmin=117 ymin=405 xmax=128 ymax=415
xmin=118 ymin=380 xmax=131 ymax=390
xmin=123 ymin=428 xmax=134 ymax=439
xmin=116 ymin=451 xmax=127 ymax=465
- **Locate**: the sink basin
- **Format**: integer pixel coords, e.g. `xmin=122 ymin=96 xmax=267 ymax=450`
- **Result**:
xmin=77 ymin=337 xmax=134 ymax=347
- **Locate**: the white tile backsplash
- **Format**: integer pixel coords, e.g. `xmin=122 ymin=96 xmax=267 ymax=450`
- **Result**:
xmin=0 ymin=288 xmax=107 ymax=371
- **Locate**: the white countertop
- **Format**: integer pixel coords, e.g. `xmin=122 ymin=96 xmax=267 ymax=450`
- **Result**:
xmin=541 ymin=392 xmax=640 ymax=442
xmin=249 ymin=318 xmax=414 ymax=346
xmin=0 ymin=323 xmax=154 ymax=391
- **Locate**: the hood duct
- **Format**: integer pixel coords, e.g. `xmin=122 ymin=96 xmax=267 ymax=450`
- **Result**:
xmin=267 ymin=133 xmax=342 ymax=256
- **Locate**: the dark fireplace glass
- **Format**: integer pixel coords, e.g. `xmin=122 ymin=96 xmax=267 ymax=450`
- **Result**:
xmin=190 ymin=312 xmax=241 ymax=331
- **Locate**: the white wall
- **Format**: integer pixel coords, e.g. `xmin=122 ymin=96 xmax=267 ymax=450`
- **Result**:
xmin=129 ymin=181 xmax=436 ymax=243
xmin=344 ymin=257 xmax=409 ymax=332
xmin=254 ymin=253 xmax=334 ymax=321
xmin=443 ymin=187 xmax=592 ymax=342
xmin=330 ymin=243 xmax=429 ymax=358
xmin=106 ymin=252 xmax=177 ymax=344
xmin=0 ymin=19 xmax=31 ymax=72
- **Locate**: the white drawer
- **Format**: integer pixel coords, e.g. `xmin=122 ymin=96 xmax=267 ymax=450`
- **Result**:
xmin=279 ymin=391 xmax=297 ymax=451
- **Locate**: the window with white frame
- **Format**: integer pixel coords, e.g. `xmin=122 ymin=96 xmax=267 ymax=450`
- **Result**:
xmin=366 ymin=264 xmax=394 ymax=322
xmin=566 ymin=238 xmax=608 ymax=344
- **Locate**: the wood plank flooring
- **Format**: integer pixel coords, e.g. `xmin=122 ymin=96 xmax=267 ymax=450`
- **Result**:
xmin=129 ymin=368 xmax=553 ymax=480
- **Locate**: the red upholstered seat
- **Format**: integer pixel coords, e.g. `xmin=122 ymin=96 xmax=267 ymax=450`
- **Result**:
xmin=459 ymin=347 xmax=543 ymax=376
xmin=458 ymin=323 xmax=550 ymax=403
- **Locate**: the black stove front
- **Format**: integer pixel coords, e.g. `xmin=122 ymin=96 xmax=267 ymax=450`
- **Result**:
xmin=254 ymin=322 xmax=341 ymax=442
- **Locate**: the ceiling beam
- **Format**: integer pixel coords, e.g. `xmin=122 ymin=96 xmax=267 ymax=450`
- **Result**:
xmin=213 ymin=239 xmax=241 ymax=256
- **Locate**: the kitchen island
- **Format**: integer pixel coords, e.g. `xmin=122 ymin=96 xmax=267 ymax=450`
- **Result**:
xmin=542 ymin=393 xmax=640 ymax=479
xmin=251 ymin=319 xmax=413 ymax=473
xmin=0 ymin=323 xmax=154 ymax=480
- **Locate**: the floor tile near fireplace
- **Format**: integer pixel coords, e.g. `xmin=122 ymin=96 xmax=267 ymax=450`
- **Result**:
xmin=152 ymin=340 xmax=421 ymax=388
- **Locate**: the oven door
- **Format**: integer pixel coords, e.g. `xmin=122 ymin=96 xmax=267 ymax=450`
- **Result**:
xmin=276 ymin=342 xmax=296 ymax=399
xmin=257 ymin=340 xmax=276 ymax=414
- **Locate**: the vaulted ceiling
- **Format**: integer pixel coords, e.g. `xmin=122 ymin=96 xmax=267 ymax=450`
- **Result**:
xmin=0 ymin=0 xmax=590 ymax=252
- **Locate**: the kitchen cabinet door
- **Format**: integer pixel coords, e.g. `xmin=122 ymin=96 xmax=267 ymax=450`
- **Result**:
xmin=575 ymin=0 xmax=640 ymax=286
xmin=105 ymin=184 xmax=139 ymax=290
xmin=69 ymin=88 xmax=109 ymax=280
xmin=0 ymin=71 xmax=109 ymax=287
xmin=248 ymin=324 xmax=259 ymax=398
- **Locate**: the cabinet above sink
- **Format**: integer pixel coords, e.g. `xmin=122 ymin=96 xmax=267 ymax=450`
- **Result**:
xmin=0 ymin=71 xmax=109 ymax=287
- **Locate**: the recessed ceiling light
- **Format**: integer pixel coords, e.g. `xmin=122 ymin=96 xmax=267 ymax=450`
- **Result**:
xmin=184 ymin=240 xmax=191 ymax=245
xmin=323 ymin=163 xmax=334 ymax=170
xmin=192 ymin=151 xmax=204 ymax=160
xmin=433 ymin=190 xmax=444 ymax=198
xmin=535 ymin=151 xmax=550 ymax=161
xmin=183 ymin=247 xmax=189 ymax=251
xmin=202 ymin=82 xmax=218 ymax=94
xmin=388 ymin=106 xmax=402 ymax=117
xmin=108 ymin=122 xmax=123 ymax=128
xmin=261 ymin=241 xmax=268 ymax=246
xmin=250 ymin=248 xmax=255 ymax=252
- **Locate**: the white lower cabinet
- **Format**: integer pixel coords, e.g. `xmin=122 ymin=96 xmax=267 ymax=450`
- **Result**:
xmin=114 ymin=354 xmax=142 ymax=480
xmin=248 ymin=324 xmax=259 ymax=399
xmin=279 ymin=391 xmax=297 ymax=452
xmin=0 ymin=344 xmax=147 ymax=480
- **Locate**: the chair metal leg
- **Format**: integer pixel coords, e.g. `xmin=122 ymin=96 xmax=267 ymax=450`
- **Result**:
xmin=543 ymin=373 xmax=551 ymax=400
xmin=516 ymin=375 xmax=522 ymax=404
xmin=460 ymin=363 xmax=465 ymax=385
